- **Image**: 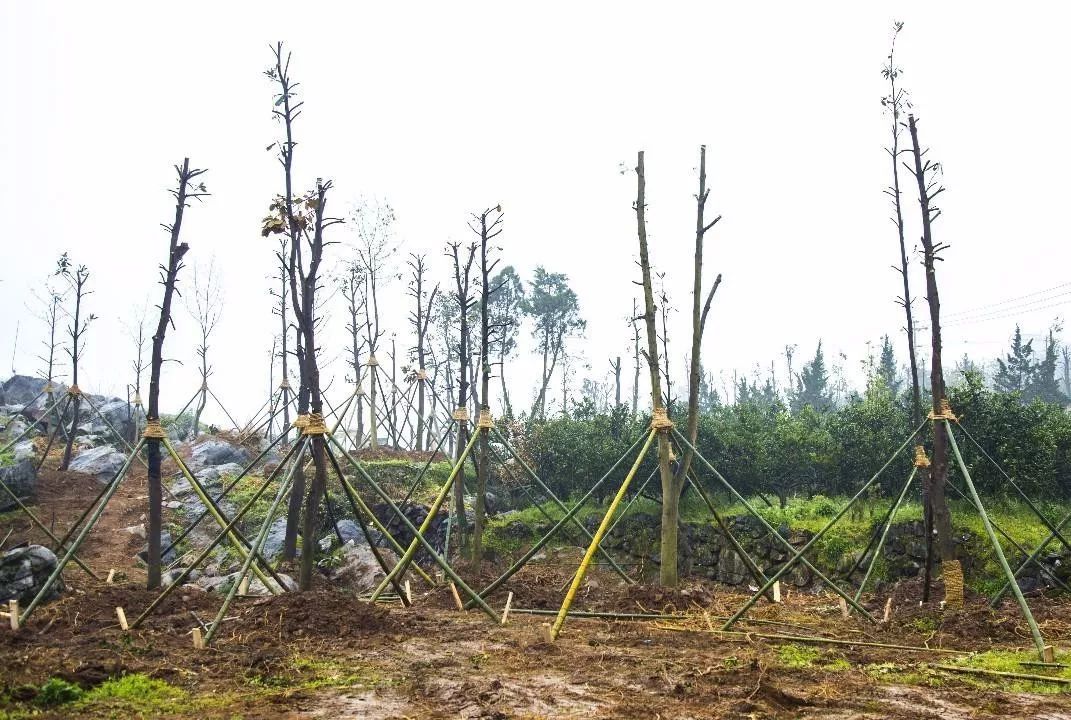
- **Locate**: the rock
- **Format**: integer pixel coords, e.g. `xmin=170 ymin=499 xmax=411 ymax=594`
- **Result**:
xmin=1 ymin=416 xmax=30 ymax=443
xmin=187 ymin=440 xmax=251 ymax=471
xmin=195 ymin=570 xmax=296 ymax=595
xmin=328 ymin=541 xmax=397 ymax=591
xmin=0 ymin=544 xmax=63 ymax=604
xmin=0 ymin=376 xmax=51 ymax=407
xmin=261 ymin=517 xmax=289 ymax=560
xmin=125 ymin=524 xmax=147 ymax=539
xmin=319 ymin=519 xmax=363 ymax=551
xmin=137 ymin=530 xmax=177 ymax=566
xmin=12 ymin=441 xmax=35 ymax=463
xmin=0 ymin=459 xmax=36 ymax=511
xmin=67 ymin=445 xmax=127 ymax=482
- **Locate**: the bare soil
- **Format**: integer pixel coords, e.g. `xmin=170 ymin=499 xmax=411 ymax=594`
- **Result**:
xmin=2 ymin=466 xmax=1071 ymax=719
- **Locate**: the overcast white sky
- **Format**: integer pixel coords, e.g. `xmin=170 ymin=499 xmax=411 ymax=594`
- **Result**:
xmin=2 ymin=2 xmax=1069 ymax=425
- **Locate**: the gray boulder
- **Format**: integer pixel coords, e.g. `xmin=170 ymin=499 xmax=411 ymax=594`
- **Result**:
xmin=12 ymin=441 xmax=36 ymax=464
xmin=0 ymin=545 xmax=63 ymax=604
xmin=0 ymin=460 xmax=37 ymax=512
xmin=187 ymin=439 xmax=251 ymax=471
xmin=328 ymin=541 xmax=396 ymax=591
xmin=261 ymin=517 xmax=289 ymax=560
xmin=67 ymin=445 xmax=127 ymax=482
xmin=0 ymin=376 xmax=51 ymax=407
xmin=137 ymin=530 xmax=178 ymax=566
xmin=319 ymin=519 xmax=363 ymax=551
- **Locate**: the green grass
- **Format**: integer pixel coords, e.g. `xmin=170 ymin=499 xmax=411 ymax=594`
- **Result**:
xmin=776 ymin=643 xmax=821 ymax=668
xmin=942 ymin=649 xmax=1071 ymax=694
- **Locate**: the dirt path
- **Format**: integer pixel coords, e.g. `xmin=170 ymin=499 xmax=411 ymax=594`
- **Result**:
xmin=2 ymin=463 xmax=1071 ymax=718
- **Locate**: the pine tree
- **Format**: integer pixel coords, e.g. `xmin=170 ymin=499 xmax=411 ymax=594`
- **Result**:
xmin=993 ymin=326 xmax=1035 ymax=394
xmin=876 ymin=334 xmax=902 ymax=395
xmin=791 ymin=341 xmax=833 ymax=413
xmin=1025 ymin=328 xmax=1065 ymax=404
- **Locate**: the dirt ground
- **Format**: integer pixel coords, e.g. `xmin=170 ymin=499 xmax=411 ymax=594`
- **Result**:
xmin=2 ymin=467 xmax=1071 ymax=719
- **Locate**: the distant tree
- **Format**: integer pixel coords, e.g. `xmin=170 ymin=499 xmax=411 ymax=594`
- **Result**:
xmin=186 ymin=262 xmax=223 ymax=439
xmin=406 ymin=253 xmax=438 ymax=451
xmin=876 ymin=334 xmax=902 ymax=395
xmin=1025 ymin=327 xmax=1065 ymax=405
xmin=447 ymin=238 xmax=478 ymax=553
xmin=486 ymin=265 xmax=523 ymax=417
xmin=56 ymin=255 xmax=96 ymax=471
xmin=523 ymin=267 xmax=585 ymax=420
xmin=993 ymin=326 xmax=1034 ymax=394
xmin=338 ymin=260 xmax=367 ymax=445
xmin=791 ymin=341 xmax=833 ymax=413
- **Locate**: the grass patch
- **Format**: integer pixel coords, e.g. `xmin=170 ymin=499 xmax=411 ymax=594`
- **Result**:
xmin=777 ymin=643 xmax=821 ymax=668
xmin=943 ymin=649 xmax=1071 ymax=694
xmin=249 ymin=655 xmax=385 ymax=691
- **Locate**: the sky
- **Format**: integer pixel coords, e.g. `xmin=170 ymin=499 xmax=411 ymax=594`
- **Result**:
xmin=1 ymin=2 xmax=1069 ymax=426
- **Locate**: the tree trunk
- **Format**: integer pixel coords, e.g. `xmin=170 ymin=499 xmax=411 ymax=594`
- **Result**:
xmin=634 ymin=150 xmax=679 ymax=586
xmin=907 ymin=115 xmax=957 ymax=597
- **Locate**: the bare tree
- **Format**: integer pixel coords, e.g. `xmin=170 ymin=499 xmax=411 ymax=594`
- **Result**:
xmin=121 ymin=300 xmax=150 ymax=442
xmin=31 ymin=282 xmax=67 ymax=445
xmin=631 ymin=299 xmax=641 ymax=414
xmin=447 ymin=239 xmax=478 ymax=555
xmin=407 ymin=253 xmax=439 ymax=451
xmin=187 ymin=262 xmax=223 ymax=439
xmin=473 ymin=205 xmax=503 ymax=566
xmin=146 ymin=158 xmax=207 ymax=588
xmin=906 ymin=113 xmax=957 ymax=603
xmin=881 ymin=21 xmax=933 ymax=600
xmin=339 ymin=260 xmax=367 ymax=446
xmin=57 ymin=255 xmax=96 ymax=471
xmin=353 ymin=198 xmax=395 ymax=450
xmin=269 ymin=238 xmax=293 ymax=442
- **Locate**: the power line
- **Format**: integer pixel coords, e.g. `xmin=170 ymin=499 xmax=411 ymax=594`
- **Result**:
xmin=944 ymin=299 xmax=1069 ymax=328
xmin=944 ymin=281 xmax=1071 ymax=319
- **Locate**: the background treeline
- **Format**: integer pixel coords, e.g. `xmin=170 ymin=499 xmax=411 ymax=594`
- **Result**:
xmin=522 ymin=330 xmax=1071 ymax=504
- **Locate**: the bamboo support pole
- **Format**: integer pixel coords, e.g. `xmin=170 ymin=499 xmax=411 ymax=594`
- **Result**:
xmin=490 ymin=430 xmax=635 ymax=584
xmin=0 ymin=391 xmax=68 ymax=456
xmin=467 ymin=431 xmax=650 ymax=607
xmin=161 ymin=430 xmax=289 ymax=559
xmin=550 ymin=428 xmax=657 ymax=641
xmin=327 ymin=433 xmax=498 ymax=620
xmin=955 ymin=423 xmax=1071 ymax=553
xmin=674 ymin=425 xmax=928 ymax=628
xmin=81 ymin=394 xmax=148 ymax=469
xmin=659 ymin=624 xmax=967 ymax=654
xmin=19 ymin=438 xmax=146 ymax=624
xmin=854 ymin=467 xmax=918 ymax=602
xmin=945 ymin=421 xmax=1047 ymax=659
xmin=34 ymin=394 xmax=73 ymax=471
xmin=162 ymin=438 xmax=283 ymax=593
xmin=991 ymin=506 xmax=1071 ymax=605
xmin=931 ymin=664 xmax=1071 ymax=685
xmin=322 ymin=444 xmax=412 ymax=604
xmin=371 ymin=430 xmax=480 ymax=600
xmin=206 ymin=386 xmax=244 ymax=436
xmin=203 ymin=441 xmax=306 ymax=644
xmin=132 ymin=438 xmax=306 ymax=628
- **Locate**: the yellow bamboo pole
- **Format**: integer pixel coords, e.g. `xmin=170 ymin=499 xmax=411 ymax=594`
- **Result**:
xmin=549 ymin=427 xmax=657 ymax=641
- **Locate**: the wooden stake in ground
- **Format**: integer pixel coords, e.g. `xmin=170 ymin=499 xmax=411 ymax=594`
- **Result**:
xmin=501 ymin=591 xmax=514 ymax=625
xmin=116 ymin=607 xmax=129 ymax=631
xmin=7 ymin=599 xmax=18 ymax=631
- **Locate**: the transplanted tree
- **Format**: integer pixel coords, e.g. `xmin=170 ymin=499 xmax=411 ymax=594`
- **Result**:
xmin=524 ymin=267 xmax=585 ymax=420
xmin=338 ymin=259 xmax=367 ymax=446
xmin=31 ymin=281 xmax=67 ymax=457
xmin=635 ymin=146 xmax=724 ymax=587
xmin=790 ymin=341 xmax=833 ymax=413
xmin=447 ymin=239 xmax=479 ymax=554
xmin=187 ymin=262 xmax=223 ymax=439
xmin=146 ymin=158 xmax=207 ymax=588
xmin=906 ymin=112 xmax=958 ymax=604
xmin=406 ymin=253 xmax=438 ymax=451
xmin=56 ymin=255 xmax=96 ymax=471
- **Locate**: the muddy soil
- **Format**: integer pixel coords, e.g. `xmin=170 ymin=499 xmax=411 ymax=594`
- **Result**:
xmin=2 ymin=467 xmax=1070 ymax=719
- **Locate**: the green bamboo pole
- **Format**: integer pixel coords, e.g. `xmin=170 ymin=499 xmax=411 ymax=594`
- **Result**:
xmin=465 ymin=431 xmax=649 ymax=607
xmin=955 ymin=422 xmax=1071 ymax=553
xmin=945 ymin=421 xmax=1046 ymax=658
xmin=206 ymin=386 xmax=243 ymax=435
xmin=131 ymin=437 xmax=306 ymax=628
xmin=399 ymin=427 xmax=452 ymax=506
xmin=491 ymin=429 xmax=634 ymax=584
xmin=991 ymin=506 xmax=1071 ymax=606
xmin=19 ymin=438 xmax=145 ymax=624
xmin=853 ymin=467 xmax=917 ymax=602
xmin=684 ymin=469 xmax=772 ymax=595
xmin=673 ymin=426 xmax=923 ymax=626
xmin=81 ymin=393 xmax=147 ymax=468
xmin=0 ymin=423 xmax=100 ymax=579
xmin=370 ymin=429 xmax=480 ymax=600
xmin=203 ymin=440 xmax=306 ymax=644
xmin=34 ymin=394 xmax=73 ymax=471
xmin=162 ymin=438 xmax=283 ymax=593
xmin=327 ymin=433 xmax=499 ymax=620
xmin=0 ymin=391 xmax=68 ymax=456
xmin=332 ymin=464 xmax=436 ymax=585
xmin=550 ymin=428 xmax=657 ymax=640
xmin=938 ymin=480 xmax=1071 ymax=596
xmin=322 ymin=444 xmax=411 ymax=605
xmin=160 ymin=429 xmax=289 ymax=559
